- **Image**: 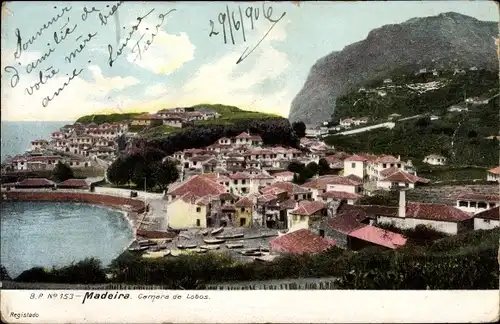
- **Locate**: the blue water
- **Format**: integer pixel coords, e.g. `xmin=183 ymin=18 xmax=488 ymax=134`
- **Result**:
xmin=1 ymin=121 xmax=72 ymax=162
xmin=0 ymin=201 xmax=134 ymax=278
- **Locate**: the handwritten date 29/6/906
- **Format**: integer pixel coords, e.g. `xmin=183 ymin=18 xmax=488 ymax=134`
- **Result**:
xmin=209 ymin=3 xmax=286 ymax=64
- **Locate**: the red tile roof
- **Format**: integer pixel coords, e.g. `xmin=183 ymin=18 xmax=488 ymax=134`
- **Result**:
xmin=262 ymin=182 xmax=310 ymax=196
xmin=457 ymin=194 xmax=500 ymax=202
xmin=487 ymin=166 xmax=500 ymax=175
xmin=252 ymin=173 xmax=275 ymax=180
xmin=344 ymin=154 xmax=368 ymax=162
xmin=380 ymin=169 xmax=430 ymax=184
xmin=279 ymin=199 xmax=297 ymax=210
xmin=348 ymin=225 xmax=407 ymax=249
xmin=249 ymin=135 xmax=263 ymax=141
xmin=16 ymin=178 xmax=55 ymax=187
xmin=257 ymin=194 xmax=278 ymax=204
xmin=195 ymin=196 xmax=211 ymax=206
xmin=273 ymin=171 xmax=294 ymax=177
xmin=235 ymin=197 xmax=253 ymax=207
xmin=168 ymin=175 xmax=226 ymax=198
xmin=230 ymin=172 xmax=253 ymax=180
xmin=57 ymin=179 xmax=89 ymax=188
xmin=270 ymin=229 xmax=335 ymax=254
xmin=338 ymin=204 xmax=398 ymax=218
xmin=345 ymin=174 xmax=363 ymax=184
xmin=374 ymin=155 xmax=400 ymax=163
xmin=405 ymin=202 xmax=473 ymax=222
xmin=235 ymin=132 xmax=252 ymax=139
xmin=302 ymin=176 xmax=359 ymax=190
xmin=332 ymin=152 xmax=351 ymax=160
xmin=327 ymin=211 xmax=368 ymax=234
xmin=319 ymin=191 xmax=362 ymax=199
xmin=474 ymin=206 xmax=499 ymax=221
xmin=290 ymin=200 xmax=326 ymax=216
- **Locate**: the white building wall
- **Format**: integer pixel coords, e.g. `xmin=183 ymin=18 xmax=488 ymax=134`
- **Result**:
xmin=326 ymin=184 xmax=356 ymax=194
xmin=456 ymin=201 xmax=499 ymax=214
xmin=474 ymin=218 xmax=500 ymax=230
xmin=377 ymin=216 xmax=458 ymax=235
xmin=487 ymin=173 xmax=499 ymax=182
xmin=343 ymin=161 xmax=365 ymax=179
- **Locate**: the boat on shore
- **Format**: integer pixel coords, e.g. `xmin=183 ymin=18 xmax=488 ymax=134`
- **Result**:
xmin=200 ymin=229 xmax=209 ymax=236
xmin=203 ymin=238 xmax=225 ymax=244
xmin=137 ymin=239 xmax=157 ymax=247
xmin=226 ymin=243 xmax=244 ymax=249
xmin=216 ymin=233 xmax=244 ymax=240
xmin=177 ymin=243 xmax=198 ymax=249
xmin=142 ymin=250 xmax=170 ymax=258
xmin=128 ymin=246 xmax=148 ymax=252
xmin=170 ymin=249 xmax=192 ymax=257
xmin=240 ymin=250 xmax=263 ymax=257
xmin=200 ymin=244 xmax=220 ymax=250
xmin=178 ymin=233 xmax=191 ymax=240
xmin=191 ymin=248 xmax=208 ymax=253
xmin=210 ymin=227 xmax=224 ymax=235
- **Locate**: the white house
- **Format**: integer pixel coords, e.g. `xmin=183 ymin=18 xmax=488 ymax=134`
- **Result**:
xmin=473 ymin=206 xmax=499 ymax=230
xmin=229 ymin=172 xmax=256 ymax=195
xmin=423 ymin=154 xmax=447 ymax=166
xmin=340 ymin=119 xmax=354 ymax=128
xmin=377 ymin=168 xmax=430 ymax=190
xmin=30 ymin=139 xmax=49 ymax=151
xmin=273 ymin=171 xmax=294 ymax=182
xmin=487 ymin=167 xmax=500 ymax=182
xmin=343 ymin=155 xmax=368 ymax=180
xmin=456 ymin=194 xmax=500 ymax=214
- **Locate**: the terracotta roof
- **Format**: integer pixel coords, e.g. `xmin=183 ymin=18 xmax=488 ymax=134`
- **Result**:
xmin=279 ymin=199 xmax=297 ymax=210
xmin=380 ymin=169 xmax=430 ymax=184
xmin=168 ymin=175 xmax=226 ymax=198
xmin=252 ymin=173 xmax=275 ymax=180
xmin=230 ymin=172 xmax=253 ymax=180
xmin=487 ymin=166 xmax=500 ymax=175
xmin=261 ymin=187 xmax=288 ymax=196
xmin=257 ymin=194 xmax=278 ymax=204
xmin=219 ymin=192 xmax=239 ymax=201
xmin=235 ymin=132 xmax=252 ymax=139
xmin=303 ymin=176 xmax=359 ymax=190
xmin=221 ymin=204 xmax=236 ymax=211
xmin=338 ymin=204 xmax=398 ymax=218
xmin=290 ymin=200 xmax=326 ymax=216
xmin=374 ymin=155 xmax=400 ymax=163
xmin=474 ymin=206 xmax=499 ymax=220
xmin=319 ymin=191 xmax=362 ymax=199
xmin=348 ymin=225 xmax=407 ymax=249
xmin=189 ymin=155 xmax=213 ymax=162
xmin=235 ymin=197 xmax=253 ymax=207
xmin=195 ymin=196 xmax=211 ymax=206
xmin=16 ymin=178 xmax=55 ymax=187
xmin=270 ymin=229 xmax=335 ymax=254
xmin=457 ymin=194 xmax=500 ymax=202
xmin=344 ymin=154 xmax=368 ymax=162
xmin=57 ymin=179 xmax=89 ymax=188
xmin=262 ymin=182 xmax=310 ymax=196
xmin=345 ymin=174 xmax=363 ymax=184
xmin=406 ymin=202 xmax=473 ymax=222
xmin=327 ymin=211 xmax=368 ymax=234
xmin=273 ymin=171 xmax=294 ymax=177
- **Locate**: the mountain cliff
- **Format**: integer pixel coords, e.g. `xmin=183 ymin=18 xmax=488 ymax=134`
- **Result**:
xmin=288 ymin=12 xmax=499 ymax=126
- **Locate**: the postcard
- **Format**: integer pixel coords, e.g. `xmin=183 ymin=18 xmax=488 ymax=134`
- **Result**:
xmin=0 ymin=0 xmax=499 ymax=323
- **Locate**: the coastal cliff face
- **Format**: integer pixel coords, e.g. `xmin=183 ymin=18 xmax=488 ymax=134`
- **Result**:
xmin=288 ymin=12 xmax=498 ymax=126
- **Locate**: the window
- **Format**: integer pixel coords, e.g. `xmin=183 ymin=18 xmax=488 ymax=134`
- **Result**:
xmin=469 ymin=201 xmax=477 ymax=208
xmin=351 ymin=163 xmax=355 ymax=168
xmin=300 ymin=216 xmax=305 ymax=221
xmin=241 ymin=207 xmax=245 ymax=212
xmin=241 ymin=188 xmax=247 ymax=193
xmin=485 ymin=219 xmax=491 ymax=224
xmin=478 ymin=202 xmax=487 ymax=209
xmin=242 ymin=179 xmax=246 ymax=184
xmin=240 ymin=218 xmax=246 ymax=226
xmin=458 ymin=201 xmax=468 ymax=207
xmin=234 ymin=180 xmax=238 ymax=184
xmin=319 ymin=230 xmax=325 ymax=237
xmin=489 ymin=203 xmax=495 ymax=208
xmin=196 ymin=219 xmax=201 ymax=226
xmin=196 ymin=207 xmax=201 ymax=212
xmin=383 ymin=163 xmax=387 ymax=168
xmin=397 ymin=164 xmax=401 ymax=168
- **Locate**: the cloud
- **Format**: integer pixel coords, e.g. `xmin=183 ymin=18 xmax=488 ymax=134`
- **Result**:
xmin=144 ymin=84 xmax=169 ymax=97
xmin=125 ymin=20 xmax=196 ymax=75
xmin=1 ymin=64 xmax=140 ymax=121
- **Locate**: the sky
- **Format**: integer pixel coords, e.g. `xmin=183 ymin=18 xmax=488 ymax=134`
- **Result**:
xmin=1 ymin=1 xmax=498 ymax=121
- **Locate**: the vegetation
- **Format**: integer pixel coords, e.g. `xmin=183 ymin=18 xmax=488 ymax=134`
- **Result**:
xmin=76 ymin=113 xmax=146 ymax=124
xmin=51 ymin=162 xmax=74 ymax=182
xmin=358 ymin=191 xmax=399 ymax=206
xmin=334 ymin=69 xmax=499 ymax=121
xmin=288 ymin=161 xmax=319 ymax=184
xmin=13 ymin=228 xmax=499 ymax=290
xmin=375 ymin=224 xmax=449 ymax=246
xmin=292 ymin=121 xmax=306 ymax=138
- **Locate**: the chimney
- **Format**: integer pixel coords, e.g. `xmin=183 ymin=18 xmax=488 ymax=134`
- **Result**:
xmin=397 ymin=155 xmax=401 ymax=161
xmin=398 ymin=190 xmax=406 ymax=218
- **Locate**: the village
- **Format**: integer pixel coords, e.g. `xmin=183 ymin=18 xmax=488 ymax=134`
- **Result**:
xmin=1 ymin=104 xmax=499 ymax=261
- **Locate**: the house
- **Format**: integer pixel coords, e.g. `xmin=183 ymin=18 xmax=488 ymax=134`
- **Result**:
xmin=377 ymin=168 xmax=430 ymax=190
xmin=318 ymin=191 xmax=362 ymax=205
xmin=162 ymin=117 xmax=185 ymax=128
xmin=347 ymin=225 xmax=407 ymax=250
xmin=340 ymin=119 xmax=354 ymax=128
xmin=288 ymin=200 xmax=327 ymax=232
xmin=273 ymin=171 xmax=294 ymax=182
xmin=447 ymin=104 xmax=468 ymax=112
xmin=57 ymin=179 xmax=90 ymax=189
xmin=456 ymin=194 xmax=500 ymax=214
xmin=376 ymin=190 xmax=474 ymax=235
xmin=196 ymin=108 xmax=219 ymax=120
xmin=377 ymin=90 xmax=387 ymax=97
xmin=15 ymin=178 xmax=55 ymax=189
xmin=270 ymin=229 xmax=335 ymax=254
xmin=166 ymin=174 xmax=226 ymax=202
xmin=473 ymin=206 xmax=499 ymax=230
xmin=171 ymin=107 xmax=195 ymax=113
xmin=234 ymin=132 xmax=260 ymax=146
xmin=302 ymin=175 xmax=362 ymax=200
xmin=324 ymin=211 xmax=369 ymax=248
xmin=487 ymin=166 xmax=500 ymax=182
xmin=423 ymin=154 xmax=447 ymax=165
xmin=130 ymin=114 xmax=163 ymax=126
xmin=383 ymin=78 xmax=392 ymax=84
xmin=429 ymin=115 xmax=440 ymax=121
xmin=229 ymin=172 xmax=255 ymax=195
xmin=234 ymin=197 xmax=253 ymax=227
xmin=343 ymin=155 xmax=369 ymax=180
xmin=167 ymin=192 xmax=210 ymax=228
xmin=30 ymin=139 xmax=49 ymax=151
xmin=262 ymin=182 xmax=312 ymax=201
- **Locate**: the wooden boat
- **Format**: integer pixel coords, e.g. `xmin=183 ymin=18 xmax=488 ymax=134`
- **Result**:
xmin=184 ymin=244 xmax=198 ymax=249
xmin=157 ymin=243 xmax=168 ymax=250
xmin=176 ymin=244 xmax=187 ymax=249
xmin=200 ymin=229 xmax=209 ymax=236
xmin=170 ymin=249 xmax=192 ymax=257
xmin=258 ymin=247 xmax=270 ymax=253
xmin=216 ymin=233 xmax=244 ymax=240
xmin=137 ymin=239 xmax=156 ymax=247
xmin=200 ymin=245 xmax=220 ymax=250
xmin=142 ymin=250 xmax=170 ymax=259
xmin=210 ymin=227 xmax=224 ymax=235
xmin=240 ymin=250 xmax=263 ymax=257
xmin=178 ymin=233 xmax=191 ymax=240
xmin=148 ymin=246 xmax=161 ymax=252
xmin=203 ymin=238 xmax=225 ymax=244
xmin=191 ymin=248 xmax=208 ymax=254
xmin=128 ymin=246 xmax=148 ymax=252
xmin=226 ymin=243 xmax=244 ymax=249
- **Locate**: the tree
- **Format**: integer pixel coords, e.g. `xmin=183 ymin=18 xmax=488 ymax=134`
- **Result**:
xmin=116 ymin=134 xmax=128 ymax=151
xmin=305 ymin=162 xmax=319 ymax=176
xmin=292 ymin=121 xmax=306 ymax=138
xmin=131 ymin=162 xmax=157 ymax=190
xmin=318 ymin=158 xmax=331 ymax=175
xmin=287 ymin=161 xmax=305 ymax=174
xmin=52 ymin=161 xmax=74 ymax=182
xmin=152 ymin=159 xmax=180 ymax=190
xmin=107 ymin=156 xmax=134 ymax=186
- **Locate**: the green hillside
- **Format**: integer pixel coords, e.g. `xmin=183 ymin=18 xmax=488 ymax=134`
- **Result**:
xmin=76 ymin=113 xmax=146 ymax=124
xmin=191 ymin=104 xmax=280 ymax=123
xmin=334 ymin=69 xmax=498 ymax=121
